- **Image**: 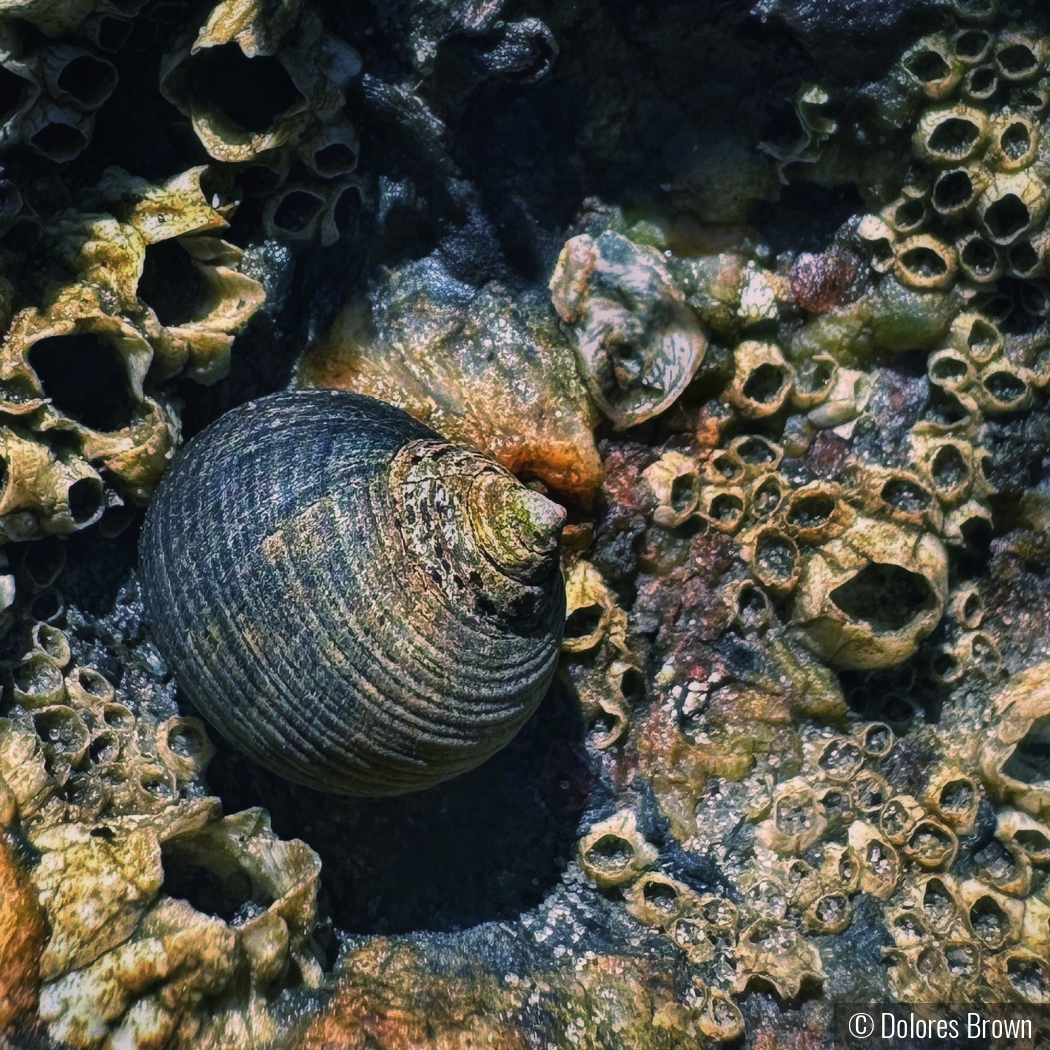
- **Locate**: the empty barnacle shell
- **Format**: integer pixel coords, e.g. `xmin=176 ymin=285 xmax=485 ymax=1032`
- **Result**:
xmin=577 ymin=810 xmax=658 ymax=888
xmin=980 ymin=661 xmax=1050 ymax=820
xmin=988 ymin=112 xmax=1040 ymax=172
xmin=159 ymin=5 xmax=361 ymax=164
xmin=22 ymin=98 xmax=94 ymax=162
xmin=733 ymin=919 xmax=824 ymax=1001
xmin=727 ymin=434 xmax=783 ymax=478
xmin=894 ymin=235 xmax=958 ymax=291
xmin=976 ymin=171 xmax=1050 ymax=246
xmin=997 ymin=808 xmax=1050 ymax=866
xmin=958 ymin=879 xmax=1024 ymax=950
xmin=956 ymin=230 xmax=1003 ymax=283
xmin=790 ymin=354 xmax=838 ymax=411
xmin=947 ymin=311 xmax=1004 ymax=364
xmin=725 ymin=341 xmax=795 ymax=419
xmin=931 ymin=166 xmax=987 ymax=220
xmin=791 ymin=516 xmax=949 ymax=670
xmin=155 ymin=716 xmax=214 ymax=784
xmin=925 ymin=769 xmax=980 ymax=833
xmin=856 ymin=214 xmax=897 ymax=273
xmin=756 ymin=777 xmax=827 ymax=854
xmin=39 ymin=44 xmax=117 ymax=111
xmin=562 ymin=559 xmax=620 ymax=654
xmin=743 ymin=524 xmax=800 ymax=595
xmin=139 ymin=390 xmax=566 ymax=796
xmin=782 ymin=482 xmax=853 ymax=544
xmin=550 ymin=230 xmax=707 ymax=429
xmin=699 ymin=483 xmax=747 ymax=533
xmin=623 ymin=872 xmax=697 ymax=929
xmin=953 ymin=27 xmax=994 ymax=66
xmin=994 ymin=29 xmax=1048 ymax=82
xmin=882 ymin=187 xmax=929 ymax=235
xmin=989 ymin=949 xmax=1050 ymax=1004
xmin=262 ymin=176 xmax=364 ymax=246
xmin=899 ymin=34 xmax=963 ymax=99
xmin=849 ymin=820 xmax=901 ymax=899
xmin=295 ymin=115 xmax=359 ymax=176
xmin=912 ymin=104 xmax=989 ymax=167
xmin=642 ymin=451 xmax=699 ymax=528
xmin=805 ymin=367 xmax=872 ymax=430
xmin=974 ymin=361 xmax=1033 ymax=413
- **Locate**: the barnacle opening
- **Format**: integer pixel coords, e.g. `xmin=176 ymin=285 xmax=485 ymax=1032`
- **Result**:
xmin=138 ymin=239 xmax=211 ymax=327
xmin=787 ymin=493 xmax=836 ymax=527
xmin=1009 ymin=240 xmax=1040 ymax=276
xmin=185 ymin=44 xmax=303 ymax=133
xmin=927 ymin=116 xmax=982 ymax=158
xmin=881 ymin=478 xmax=932 ymax=514
xmin=829 ymin=563 xmax=937 ymax=631
xmin=996 ymin=42 xmax=1040 ymax=79
xmin=56 ymin=54 xmax=117 ymax=109
xmin=955 ymin=29 xmax=992 ymax=62
xmin=984 ymin=194 xmax=1032 ymax=241
xmin=999 ymin=120 xmax=1033 ymax=162
xmin=28 ymin=334 xmax=135 ymax=432
xmin=933 ymin=169 xmax=977 ymax=213
xmin=1000 ymin=714 xmax=1050 ymax=785
xmin=904 ymin=49 xmax=952 ymax=84
xmin=742 ymin=362 xmax=789 ymax=404
xmin=29 ymin=122 xmax=89 ymax=163
xmin=273 ymin=189 xmax=325 ymax=234
xmin=161 ymin=846 xmax=273 ymax=924
xmin=0 ymin=66 xmax=32 ymax=125
xmin=67 ymin=477 xmax=104 ymax=525
xmin=959 ymin=233 xmax=1000 ymax=279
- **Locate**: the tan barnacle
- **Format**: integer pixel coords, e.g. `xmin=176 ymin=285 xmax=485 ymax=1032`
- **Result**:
xmin=956 ymin=230 xmax=1003 ymax=283
xmin=848 ymin=821 xmax=901 ymax=899
xmin=29 ymin=705 xmax=89 ymax=785
xmin=732 ymin=919 xmax=823 ymax=1001
xmin=857 ymin=722 xmax=895 ymax=760
xmin=578 ymin=810 xmax=658 ymax=889
xmin=805 ymin=367 xmax=872 ymax=430
xmin=953 ymin=26 xmax=994 ymax=66
xmin=623 ymin=873 xmax=697 ymax=929
xmin=9 ymin=652 xmax=67 ymax=708
xmin=741 ymin=524 xmax=800 ymax=595
xmin=988 ymin=111 xmax=1041 ymax=172
xmin=947 ymin=312 xmax=1003 ymax=364
xmin=980 ymin=661 xmax=1050 ymax=820
xmin=783 ymin=482 xmax=853 ymax=544
xmin=699 ymin=483 xmax=748 ymax=534
xmin=976 ymin=171 xmax=1050 ymax=246
xmin=928 ymin=349 xmax=975 ymax=402
xmin=962 ymin=63 xmax=998 ymax=102
xmin=0 ymin=716 xmax=56 ymax=817
xmin=931 ymin=165 xmax=987 ymax=220
xmin=725 ymin=341 xmax=795 ymax=419
xmin=31 ymin=622 xmax=71 ymax=668
xmin=924 ymin=768 xmax=980 ymax=833
xmin=790 ymin=354 xmax=838 ymax=411
xmin=894 ymin=235 xmax=958 ymax=291
xmin=756 ymin=777 xmax=827 ymax=854
xmin=562 ymin=559 xmax=619 ymax=653
xmin=903 ymin=818 xmax=959 ymax=871
xmin=886 ymin=944 xmax=955 ymax=1003
xmin=812 ymin=734 xmax=865 ymax=783
xmin=994 ymin=29 xmax=1048 ymax=82
xmin=724 ymin=578 xmax=774 ymax=634
xmin=803 ymin=890 xmax=852 ymax=935
xmin=155 ymin=717 xmax=214 ymax=785
xmin=550 ymin=231 xmax=707 ymax=428
xmin=898 ymin=873 xmax=964 ymax=938
xmin=958 ymin=880 xmax=1024 ymax=950
xmin=882 ymin=187 xmax=929 ymax=236
xmin=697 ymin=989 xmax=744 ymax=1043
xmin=642 ymin=451 xmax=699 ymax=528
xmin=727 ymin=434 xmax=783 ymax=479
xmin=988 ymin=949 xmax=1050 ymax=1004
xmin=856 ymin=214 xmax=897 ymax=274
xmin=159 ymin=3 xmax=361 ymax=164
xmin=997 ymin=808 xmax=1050 ymax=867
xmin=974 ymin=361 xmax=1033 ymax=413
xmin=915 ymin=435 xmax=975 ymax=506
xmin=853 ymin=466 xmax=942 ymax=533
xmin=899 ymin=34 xmax=963 ymax=100
xmin=791 ymin=515 xmax=948 ymax=670
xmin=64 ymin=666 xmax=115 ymax=708
xmin=912 ymin=104 xmax=989 ymax=167
xmin=878 ymin=794 xmax=925 ymax=845
xmin=748 ymin=471 xmax=789 ymax=523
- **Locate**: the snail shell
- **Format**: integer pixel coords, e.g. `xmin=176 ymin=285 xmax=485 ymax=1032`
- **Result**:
xmin=139 ymin=389 xmax=566 ymax=796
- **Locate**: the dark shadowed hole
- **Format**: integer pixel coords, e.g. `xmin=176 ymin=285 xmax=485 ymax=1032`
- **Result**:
xmin=56 ymin=55 xmax=116 ymax=108
xmin=787 ymin=493 xmax=835 ymax=527
xmin=186 ymin=43 xmax=302 ymax=133
xmin=29 ymin=121 xmax=88 ymax=160
xmin=904 ymin=49 xmax=951 ymax=82
xmin=985 ymin=194 xmax=1031 ymax=241
xmin=930 ymin=356 xmax=968 ymax=383
xmin=892 ymin=198 xmax=925 ymax=229
xmin=1009 ymin=241 xmax=1040 ymax=276
xmin=161 ymin=846 xmax=271 ymax=924
xmin=830 ymin=563 xmax=935 ymax=631
xmin=1014 ymin=828 xmax=1050 ymax=854
xmin=900 ymin=246 xmax=948 ymax=279
xmin=998 ymin=43 xmax=1039 ymax=78
xmin=138 ymin=239 xmax=210 ymax=328
xmin=931 ymin=444 xmax=968 ymax=490
xmin=882 ymin=478 xmax=931 ymax=514
xmin=96 ymin=15 xmax=133 ymax=51
xmin=334 ymin=185 xmax=364 ymax=238
xmin=619 ymin=668 xmax=645 ymax=705
xmin=669 ymin=473 xmax=696 ymax=512
xmin=1001 ymin=715 xmax=1050 ymax=785
xmin=742 ymin=363 xmax=787 ymax=403
xmin=68 ymin=478 xmax=103 ymax=524
xmin=955 ymin=30 xmax=991 ymax=61
xmin=735 ymin=437 xmax=778 ymax=466
xmin=969 ymin=896 xmax=1007 ymax=944
xmin=933 ymin=169 xmax=974 ymax=211
xmin=0 ymin=65 xmax=30 ymax=124
xmin=314 ymin=143 xmax=357 ymax=176
xmin=983 ymin=370 xmax=1026 ymax=403
xmin=239 ymin=163 xmax=284 ymax=196
xmin=966 ymin=66 xmax=997 ymax=97
xmin=1000 ymin=121 xmax=1032 ymax=161
xmin=928 ymin=117 xmax=980 ymax=157
xmin=960 ymin=235 xmax=998 ymax=276
xmin=711 ymin=453 xmax=741 ymax=480
xmin=564 ymin=602 xmax=602 ymax=640
xmin=273 ymin=190 xmax=323 ymax=233
xmin=29 ymin=334 xmax=134 ymax=432
xmin=1020 ymin=282 xmax=1050 ymax=317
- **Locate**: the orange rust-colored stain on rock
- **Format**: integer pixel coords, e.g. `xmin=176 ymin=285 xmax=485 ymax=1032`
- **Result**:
xmin=0 ymin=831 xmax=48 ymax=1030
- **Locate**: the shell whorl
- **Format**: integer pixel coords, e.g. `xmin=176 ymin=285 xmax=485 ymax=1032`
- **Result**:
xmin=138 ymin=389 xmax=566 ymax=796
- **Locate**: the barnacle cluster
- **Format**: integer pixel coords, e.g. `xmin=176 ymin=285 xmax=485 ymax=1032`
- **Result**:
xmin=0 ymin=540 xmax=323 ymax=1049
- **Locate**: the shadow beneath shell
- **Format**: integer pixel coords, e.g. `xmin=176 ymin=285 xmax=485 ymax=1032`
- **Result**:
xmin=203 ymin=679 xmax=589 ymax=936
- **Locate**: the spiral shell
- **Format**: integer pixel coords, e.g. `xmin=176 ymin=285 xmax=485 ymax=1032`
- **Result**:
xmin=139 ymin=390 xmax=566 ymax=795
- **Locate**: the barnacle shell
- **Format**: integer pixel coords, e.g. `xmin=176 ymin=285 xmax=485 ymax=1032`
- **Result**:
xmin=139 ymin=389 xmax=566 ymax=796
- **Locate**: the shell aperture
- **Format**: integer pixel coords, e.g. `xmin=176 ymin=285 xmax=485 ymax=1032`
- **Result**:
xmin=138 ymin=389 xmax=566 ymax=796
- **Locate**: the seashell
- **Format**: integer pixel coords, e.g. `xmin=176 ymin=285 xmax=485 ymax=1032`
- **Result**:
xmin=550 ymin=230 xmax=707 ymax=429
xmin=139 ymin=389 xmax=566 ymax=796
